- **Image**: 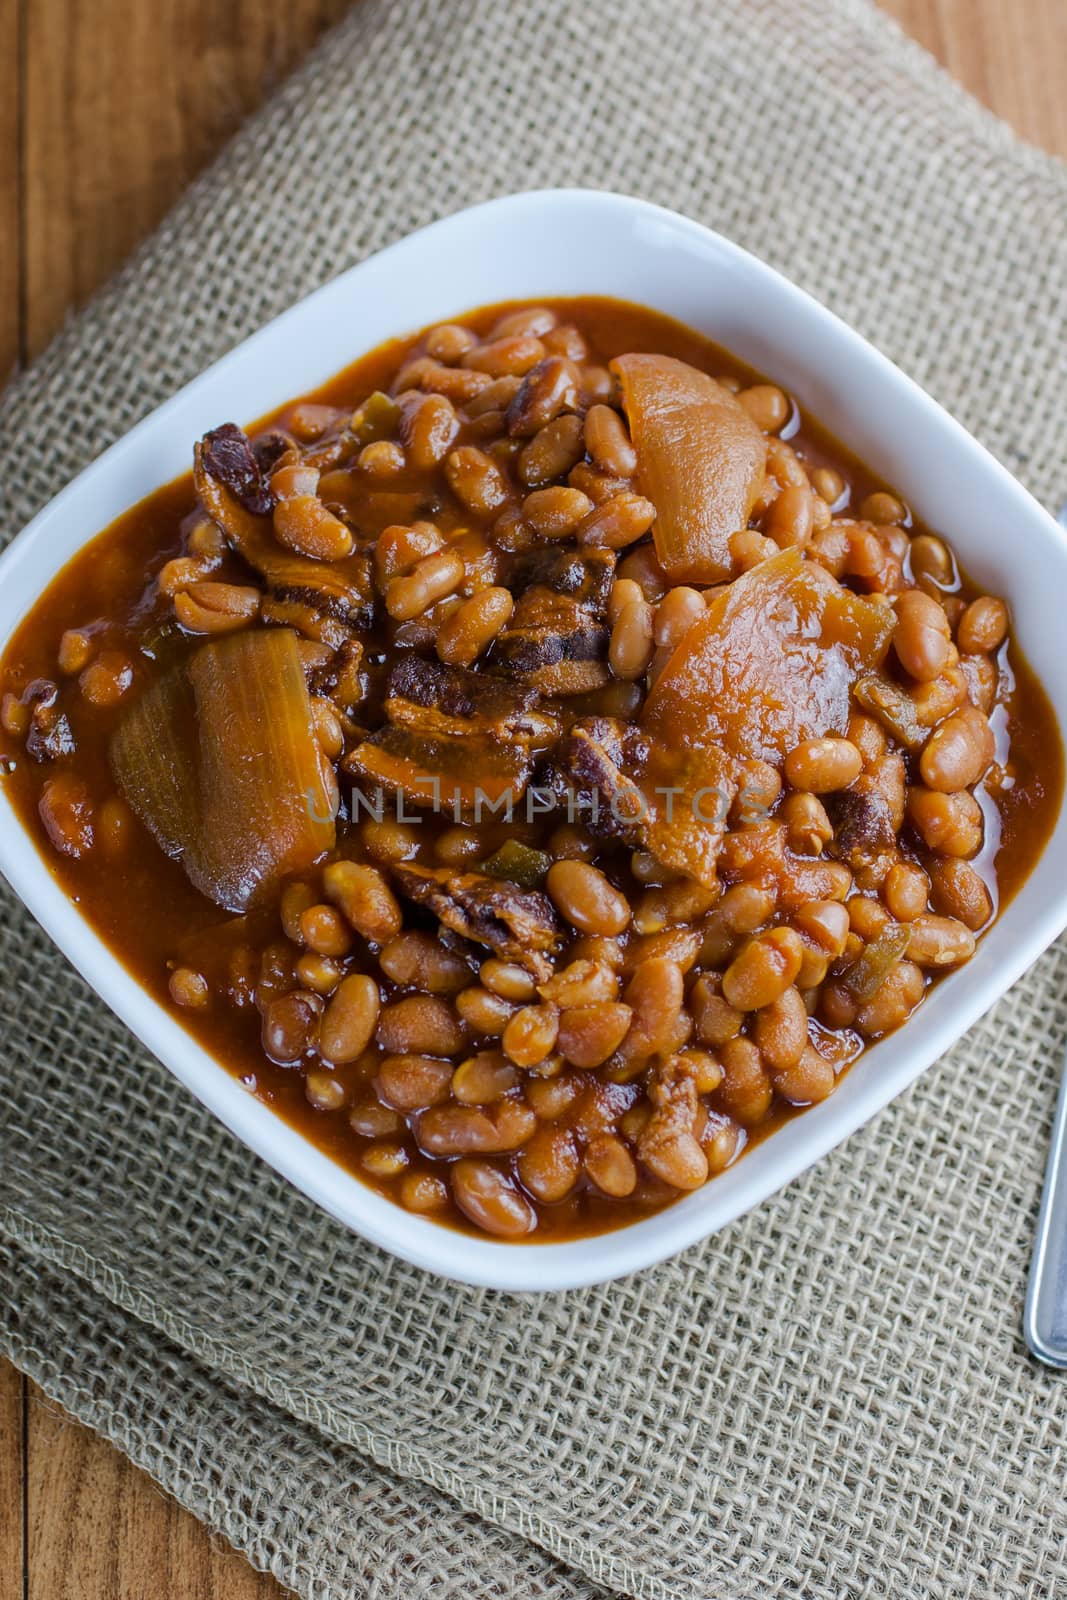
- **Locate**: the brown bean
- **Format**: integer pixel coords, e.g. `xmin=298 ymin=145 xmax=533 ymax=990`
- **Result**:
xmin=927 ymin=858 xmax=994 ymax=930
xmin=320 ymin=973 xmax=381 ymax=1063
xmin=378 ymin=930 xmax=471 ymax=994
xmin=349 ymin=1099 xmax=403 ymax=1138
xmin=784 ymin=737 xmax=863 ymax=794
xmin=893 ymin=589 xmax=952 ymax=682
xmin=450 ymin=1159 xmax=536 ymax=1237
xmin=881 ymin=860 xmax=929 ymax=922
xmin=910 ymin=533 xmax=954 ymax=586
xmin=299 ymin=904 xmax=354 ymax=958
xmin=273 ymin=492 xmax=354 ymax=559
xmin=522 ymin=485 xmax=593 ymax=537
xmin=907 ymin=787 xmax=984 ymax=857
xmin=385 ymin=546 xmax=465 ymax=620
xmin=654 ymin=586 xmax=705 ymax=650
xmin=609 ymin=598 xmax=654 ymax=680
xmin=577 ymin=493 xmax=657 ymax=550
xmin=305 ymin=1070 xmax=348 ymax=1112
xmin=506 ymin=356 xmax=580 ymax=436
xmin=753 ymin=986 xmax=808 ymax=1071
xmin=811 ymin=466 xmax=845 ymax=504
xmin=491 ymin=306 xmax=557 ymax=339
xmin=691 ymin=974 xmax=744 ymax=1047
xmin=502 ymin=1003 xmax=560 ymax=1068
xmin=418 ymin=1098 xmax=537 ymax=1157
xmin=261 ymin=990 xmax=321 ymax=1064
xmin=479 ymin=960 xmax=537 ymax=1002
xmin=957 ymin=596 xmax=1008 ymax=654
xmin=919 ymin=704 xmax=995 ymax=792
xmin=517 ymin=1125 xmax=581 ymax=1202
xmin=169 ymin=966 xmax=209 ymax=1009
xmin=323 ymin=860 xmax=402 ymax=944
xmin=584 ymin=1133 xmax=638 ymax=1197
xmin=455 ymin=985 xmax=516 ymax=1036
xmin=402 ymin=392 xmax=461 ymax=470
xmin=444 ymin=446 xmax=511 ymax=517
xmin=860 ymin=491 xmax=907 ymax=524
xmin=738 ymin=384 xmax=790 ymax=432
xmin=617 ymin=957 xmax=685 ymax=1066
xmin=360 ymin=1142 xmax=410 ymax=1179
xmin=583 ymin=404 xmax=637 ymax=477
xmin=376 ymin=1054 xmax=454 ymax=1111
xmin=557 ymin=1003 xmax=633 ymax=1068
xmin=781 ymin=792 xmax=833 ymax=855
xmin=517 ymin=413 xmax=585 ymax=487
xmin=463 ymin=334 xmax=546 ymax=376
xmin=75 ymin=650 xmax=134 ymax=707
xmin=722 ymin=928 xmax=804 ymax=1011
xmin=424 ymin=323 xmax=478 ymax=363
xmin=399 ymin=1171 xmax=449 ymax=1213
xmin=718 ymin=1037 xmax=774 ymax=1125
xmin=378 ymin=995 xmax=465 ymax=1056
xmin=854 ymin=960 xmax=924 ymax=1037
xmin=38 ymin=774 xmax=94 ymax=858
xmin=452 ymin=1051 xmax=520 ymax=1104
xmin=772 ymin=1043 xmax=835 ymax=1105
xmin=295 ymin=952 xmax=343 ymax=995
xmin=547 ymin=860 xmax=631 ymax=935
xmin=906 ymin=914 xmax=976 ymax=968
xmin=765 ymin=484 xmax=814 ymax=549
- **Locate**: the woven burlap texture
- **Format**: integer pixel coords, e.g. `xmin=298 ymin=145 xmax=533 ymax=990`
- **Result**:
xmin=3 ymin=1 xmax=1067 ymax=1597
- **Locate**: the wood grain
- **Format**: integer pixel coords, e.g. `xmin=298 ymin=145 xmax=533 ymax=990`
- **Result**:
xmin=2 ymin=1 xmax=1065 ymax=1596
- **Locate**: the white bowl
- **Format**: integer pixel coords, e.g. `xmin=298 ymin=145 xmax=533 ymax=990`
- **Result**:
xmin=2 ymin=189 xmax=1066 ymax=1291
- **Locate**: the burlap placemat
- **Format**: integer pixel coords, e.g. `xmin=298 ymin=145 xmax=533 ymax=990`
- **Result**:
xmin=3 ymin=2 xmax=1067 ymax=1596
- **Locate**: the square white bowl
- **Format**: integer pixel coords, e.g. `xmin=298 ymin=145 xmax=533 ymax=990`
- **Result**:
xmin=2 ymin=189 xmax=1065 ymax=1292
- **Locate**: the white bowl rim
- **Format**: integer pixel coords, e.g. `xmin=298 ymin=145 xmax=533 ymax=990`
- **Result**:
xmin=1 ymin=186 xmax=1066 ymax=1292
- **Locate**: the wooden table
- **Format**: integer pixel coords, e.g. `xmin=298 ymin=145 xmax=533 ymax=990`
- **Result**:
xmin=2 ymin=2 xmax=1065 ymax=1595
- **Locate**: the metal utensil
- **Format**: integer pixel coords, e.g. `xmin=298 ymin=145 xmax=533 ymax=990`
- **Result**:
xmin=1024 ymin=498 xmax=1067 ymax=1365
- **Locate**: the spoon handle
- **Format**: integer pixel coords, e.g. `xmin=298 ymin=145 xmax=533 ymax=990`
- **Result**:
xmin=1025 ymin=1043 xmax=1067 ymax=1366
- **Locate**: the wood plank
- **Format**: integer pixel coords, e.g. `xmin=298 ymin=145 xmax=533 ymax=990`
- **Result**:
xmin=880 ymin=0 xmax=1067 ymax=158
xmin=26 ymin=1382 xmax=287 ymax=1600
xmin=21 ymin=0 xmax=352 ymax=360
xmin=0 ymin=0 xmax=21 ymax=382
xmin=0 ymin=1360 xmax=25 ymax=1600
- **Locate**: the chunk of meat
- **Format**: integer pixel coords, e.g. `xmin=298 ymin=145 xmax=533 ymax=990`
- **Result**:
xmin=21 ymin=680 xmax=76 ymax=762
xmin=201 ymin=422 xmax=275 ymax=516
xmin=550 ymin=717 xmax=648 ymax=843
xmin=612 ymin=353 xmax=766 ymax=584
xmin=345 ymin=726 xmax=530 ymax=818
xmin=194 ymin=430 xmax=375 ymax=631
xmin=510 ymin=547 xmax=615 ymax=612
xmin=385 ymin=656 xmax=556 ymax=744
xmin=826 ymin=781 xmax=897 ymax=873
xmin=643 ymin=549 xmax=894 ymax=764
xmin=390 ymin=864 xmax=562 ymax=979
xmin=492 ymin=547 xmax=615 ymax=696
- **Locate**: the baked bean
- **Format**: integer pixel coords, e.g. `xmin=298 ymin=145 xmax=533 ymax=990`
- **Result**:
xmin=399 ymin=1171 xmax=449 ymax=1213
xmin=854 ymin=960 xmax=924 ymax=1037
xmin=506 ymin=356 xmax=580 ymax=436
xmin=375 ymin=520 xmax=443 ymax=583
xmin=379 ymin=930 xmax=470 ymax=994
xmin=517 ymin=413 xmax=585 ymax=487
xmin=422 ymin=365 xmax=495 ymax=403
xmin=78 ymin=649 xmax=134 ymax=706
xmin=624 ymin=926 xmax=703 ymax=975
xmin=542 ymin=324 xmax=588 ymax=360
xmin=957 ymin=595 xmax=1008 ymax=654
xmin=305 ymin=1070 xmax=348 ymax=1112
xmin=753 ymin=985 xmax=808 ymax=1071
xmin=781 ymin=792 xmax=833 ymax=855
xmin=772 ymin=1043 xmax=835 ymax=1105
xmin=847 ymin=710 xmax=887 ymax=766
xmin=718 ymin=1037 xmax=773 ymax=1125
xmin=609 ymin=598 xmax=654 ymax=680
xmin=294 ymin=953 xmax=343 ymax=995
xmin=703 ymin=1113 xmax=743 ymax=1174
xmin=444 ymin=446 xmax=511 ymax=516
xmin=654 ymin=586 xmax=705 ymax=649
xmin=584 ymin=1134 xmax=638 ymax=1197
xmin=463 ymin=334 xmax=546 ymax=377
xmin=960 ymin=651 xmax=998 ymax=715
xmin=557 ymin=1003 xmax=633 ymax=1068
xmin=432 ymin=825 xmax=482 ymax=866
xmin=912 ymin=665 xmax=968 ymax=729
xmin=38 ymin=774 xmax=93 ymax=858
xmin=299 ymin=904 xmax=354 ymax=958
xmin=376 ymin=1053 xmax=454 ymax=1111
xmin=386 ymin=546 xmax=465 ymax=621
xmin=321 ymin=861 xmax=401 ymax=944
xmin=424 ymin=323 xmax=478 ymax=362
xmin=617 ymin=543 xmax=669 ymax=601
xmin=450 ymin=1159 xmax=535 ymax=1237
xmin=580 ymin=363 xmax=616 ymax=402
xmin=547 ymin=860 xmax=631 ymax=935
xmin=537 ymin=959 xmax=618 ymax=1007
xmin=480 ymin=959 xmax=537 ymax=1002
xmin=320 ymin=973 xmax=380 ymax=1063
xmin=765 ymin=484 xmax=814 ymax=549
xmin=893 ymin=589 xmax=952 ymax=682
xmin=577 ymin=493 xmax=657 ymax=550
xmin=0 ymin=691 xmax=28 ymax=737
xmin=919 ymin=704 xmax=995 ymax=791
xmin=360 ymin=818 xmax=421 ymax=864
xmin=882 ymin=860 xmax=929 ymax=922
xmin=784 ymin=736 xmax=863 ymax=794
xmin=401 ymin=392 xmax=461 ymax=471
xmin=811 ymin=466 xmax=845 ymax=504
xmin=910 ymin=533 xmax=954 ymax=586
xmin=616 ymin=958 xmax=685 ymax=1066
xmin=906 ymin=914 xmax=976 ymax=967
xmin=522 ymin=485 xmax=593 ymax=537
xmin=169 ymin=966 xmax=209 ymax=1009
xmin=361 ymin=1142 xmax=410 ymax=1179
xmin=848 ymin=895 xmax=890 ymax=942
xmin=287 ymin=402 xmax=339 ymax=439
xmin=720 ymin=884 xmax=776 ymax=933
xmin=517 ymin=1125 xmax=581 ymax=1202
xmin=584 ymin=404 xmax=637 ymax=476
xmin=378 ymin=995 xmax=465 ymax=1056
xmin=350 ymin=1099 xmax=403 ymax=1138
xmin=452 ymin=1051 xmax=520 ymax=1104
xmin=738 ymin=383 xmax=790 ymax=432
xmin=691 ymin=974 xmax=744 ymax=1046
xmin=274 ymin=495 xmax=354 ymax=561
xmin=311 ymin=698 xmax=344 ymax=760
xmin=860 ymin=491 xmax=907 ymax=525
xmin=455 ymin=985 xmax=516 ymax=1036
xmin=492 ymin=306 xmax=557 ymax=339
xmin=57 ymin=628 xmax=95 ymax=674
xmin=96 ymin=795 xmax=133 ymax=858
xmin=419 ymin=1098 xmax=537 ymax=1157
xmin=722 ymin=928 xmax=804 ymax=1011
xmin=908 ymin=786 xmax=984 ymax=856
xmin=502 ymin=1003 xmax=560 ymax=1067
xmin=262 ymin=990 xmax=321 ymax=1064
xmin=608 ymin=577 xmax=645 ymax=624
xmin=927 ymin=858 xmax=994 ymax=930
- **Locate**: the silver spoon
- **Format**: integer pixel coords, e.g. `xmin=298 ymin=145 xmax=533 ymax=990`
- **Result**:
xmin=1024 ymin=499 xmax=1067 ymax=1366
